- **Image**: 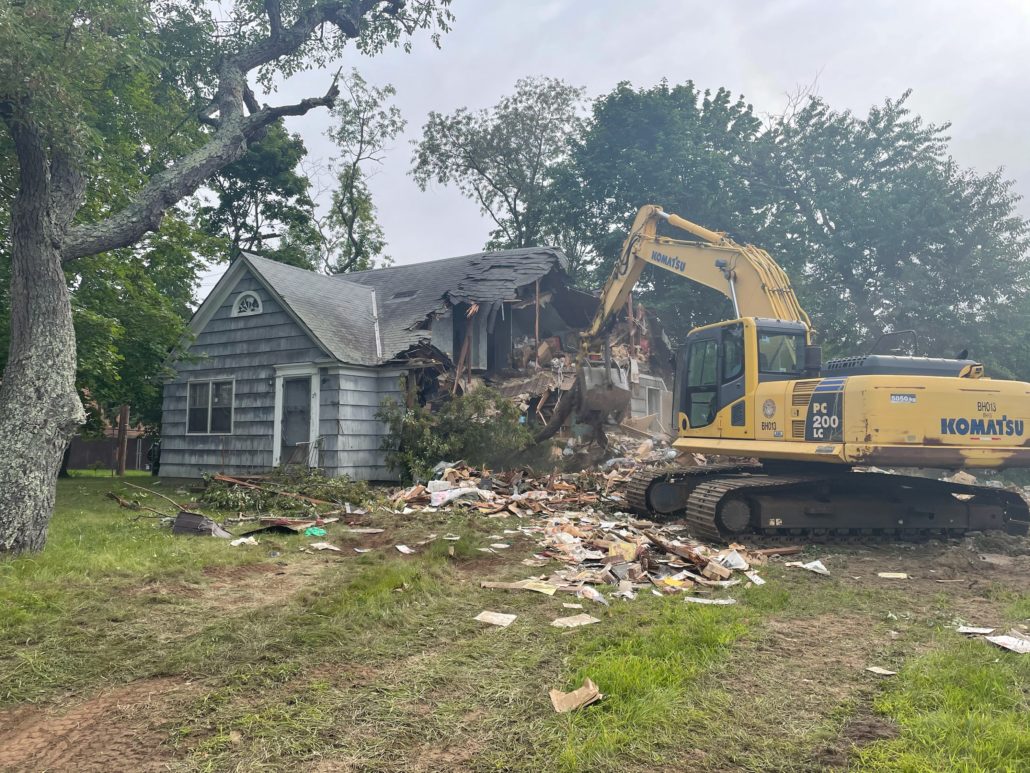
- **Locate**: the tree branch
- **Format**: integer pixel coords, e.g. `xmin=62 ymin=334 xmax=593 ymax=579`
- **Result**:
xmin=58 ymin=1 xmax=376 ymax=262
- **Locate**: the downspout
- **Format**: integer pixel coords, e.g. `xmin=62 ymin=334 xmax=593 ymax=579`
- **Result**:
xmin=370 ymin=288 xmax=383 ymax=362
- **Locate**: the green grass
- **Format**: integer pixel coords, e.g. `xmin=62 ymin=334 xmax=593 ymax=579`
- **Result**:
xmin=856 ymin=635 xmax=1030 ymax=772
xmin=0 ymin=478 xmax=261 ymax=703
xmin=4 ymin=481 xmax=1029 ymax=772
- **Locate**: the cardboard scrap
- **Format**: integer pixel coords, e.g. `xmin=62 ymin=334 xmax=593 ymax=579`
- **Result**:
xmin=562 ymin=603 xmax=584 ymax=609
xmin=683 ymin=596 xmax=737 ymax=605
xmin=866 ymin=666 xmax=898 ymax=676
xmin=549 ymin=678 xmax=603 ymax=713
xmin=956 ymin=626 xmax=995 ymax=635
xmin=309 ymin=542 xmax=341 ymax=552
xmin=475 ymin=611 xmax=517 ymax=628
xmin=551 ymin=613 xmax=601 ymax=629
xmin=481 ymin=579 xmax=558 ymax=596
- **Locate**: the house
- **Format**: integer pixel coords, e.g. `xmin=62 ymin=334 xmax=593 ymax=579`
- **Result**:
xmin=159 ymin=249 xmax=671 ymax=480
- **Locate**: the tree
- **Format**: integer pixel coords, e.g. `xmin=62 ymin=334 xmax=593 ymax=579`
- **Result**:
xmin=0 ymin=0 xmax=452 ymax=554
xmin=557 ymin=80 xmax=765 ymax=331
xmin=314 ymin=70 xmax=405 ymax=274
xmin=411 ymin=76 xmax=585 ymax=252
xmin=201 ymin=120 xmax=320 ymax=268
xmin=757 ymin=92 xmax=1030 ymax=370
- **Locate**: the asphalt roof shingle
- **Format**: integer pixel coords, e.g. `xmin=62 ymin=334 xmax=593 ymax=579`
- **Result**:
xmin=242 ymin=247 xmax=569 ymax=366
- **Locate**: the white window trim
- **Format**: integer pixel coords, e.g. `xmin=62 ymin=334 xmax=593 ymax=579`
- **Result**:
xmin=231 ymin=290 xmax=263 ymax=317
xmin=271 ymin=364 xmax=320 ymax=468
xmin=186 ymin=378 xmax=235 ymax=435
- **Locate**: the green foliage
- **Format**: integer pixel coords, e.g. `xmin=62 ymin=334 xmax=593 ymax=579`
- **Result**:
xmin=548 ymin=80 xmax=1030 ymax=377
xmin=757 ymin=92 xmax=1030 ymax=370
xmin=377 ymin=388 xmax=540 ymax=482
xmin=411 ymin=76 xmax=586 ymax=253
xmin=320 ymin=70 xmax=406 ymax=274
xmin=201 ymin=121 xmax=320 ymax=269
xmin=555 ymin=80 xmax=767 ymax=330
xmin=200 ymin=467 xmax=371 ymax=513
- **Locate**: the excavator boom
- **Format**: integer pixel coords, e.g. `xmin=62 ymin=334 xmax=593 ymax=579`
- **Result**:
xmin=586 ymin=205 xmax=810 ymax=339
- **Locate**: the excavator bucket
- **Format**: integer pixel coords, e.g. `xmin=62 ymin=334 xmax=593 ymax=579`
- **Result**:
xmin=579 ymin=362 xmax=632 ymax=418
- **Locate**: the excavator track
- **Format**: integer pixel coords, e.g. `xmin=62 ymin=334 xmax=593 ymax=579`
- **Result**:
xmin=627 ymin=465 xmax=1030 ymax=543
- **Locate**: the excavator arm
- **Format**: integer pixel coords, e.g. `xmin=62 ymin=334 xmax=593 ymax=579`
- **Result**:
xmin=585 ymin=204 xmax=811 ymax=340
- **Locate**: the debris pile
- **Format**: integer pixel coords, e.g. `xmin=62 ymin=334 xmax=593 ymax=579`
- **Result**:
xmin=390 ymin=461 xmax=635 ymax=518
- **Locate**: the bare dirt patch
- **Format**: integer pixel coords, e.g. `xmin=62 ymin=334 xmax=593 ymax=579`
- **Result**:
xmin=0 ymin=677 xmax=193 ymax=773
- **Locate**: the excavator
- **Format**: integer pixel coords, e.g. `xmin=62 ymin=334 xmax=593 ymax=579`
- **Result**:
xmin=578 ymin=204 xmax=1030 ymax=541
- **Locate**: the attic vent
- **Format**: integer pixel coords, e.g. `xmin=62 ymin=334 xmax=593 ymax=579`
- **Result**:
xmin=391 ymin=290 xmax=418 ymax=300
xmin=231 ymin=291 xmax=262 ymax=317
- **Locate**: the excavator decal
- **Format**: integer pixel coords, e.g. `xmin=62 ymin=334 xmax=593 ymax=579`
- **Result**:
xmin=805 ymin=377 xmax=845 ymax=442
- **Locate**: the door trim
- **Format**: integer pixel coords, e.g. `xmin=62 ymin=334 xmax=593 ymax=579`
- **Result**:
xmin=271 ymin=363 xmax=320 ymax=467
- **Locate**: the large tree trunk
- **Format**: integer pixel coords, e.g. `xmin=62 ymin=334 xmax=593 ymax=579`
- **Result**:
xmin=0 ymin=121 xmax=85 ymax=554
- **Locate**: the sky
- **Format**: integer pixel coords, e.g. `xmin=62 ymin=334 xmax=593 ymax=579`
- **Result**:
xmin=199 ymin=0 xmax=1030 ymax=297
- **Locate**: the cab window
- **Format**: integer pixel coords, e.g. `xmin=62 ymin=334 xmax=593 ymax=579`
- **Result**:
xmin=758 ymin=332 xmax=805 ymax=374
xmin=685 ymin=338 xmax=718 ymax=427
xmin=723 ymin=324 xmax=744 ymax=383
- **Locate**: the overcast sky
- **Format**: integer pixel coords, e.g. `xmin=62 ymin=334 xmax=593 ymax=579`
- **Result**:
xmin=200 ymin=0 xmax=1030 ymax=296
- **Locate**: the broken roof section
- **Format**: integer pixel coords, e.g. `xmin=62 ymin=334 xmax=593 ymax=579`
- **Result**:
xmin=344 ymin=247 xmax=577 ymax=360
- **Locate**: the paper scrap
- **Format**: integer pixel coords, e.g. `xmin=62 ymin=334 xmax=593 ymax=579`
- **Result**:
xmin=985 ymin=632 xmax=1030 ymax=654
xmin=866 ymin=666 xmax=898 ymax=676
xmin=395 ymin=544 xmax=415 ymax=555
xmin=489 ymin=543 xmax=511 ymax=549
xmin=576 ymin=585 xmax=610 ymax=606
xmin=549 ymin=678 xmax=603 ymax=713
xmin=551 ymin=613 xmax=601 ymax=629
xmin=956 ymin=626 xmax=995 ymax=635
xmin=683 ymin=596 xmax=737 ymax=605
xmin=744 ymin=570 xmax=766 ymax=586
xmin=309 ymin=542 xmax=341 ymax=552
xmin=341 ymin=527 xmax=384 ymax=534
xmin=786 ymin=559 xmax=830 ymax=576
xmin=562 ymin=603 xmax=584 ymax=609
xmin=877 ymin=572 xmax=909 ymax=579
xmin=230 ymin=536 xmax=258 ymax=547
xmin=353 ymin=547 xmax=372 ymax=554
xmin=474 ymin=611 xmax=517 ymax=628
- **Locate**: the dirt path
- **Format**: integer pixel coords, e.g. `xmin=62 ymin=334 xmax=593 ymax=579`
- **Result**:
xmin=0 ymin=677 xmax=193 ymax=773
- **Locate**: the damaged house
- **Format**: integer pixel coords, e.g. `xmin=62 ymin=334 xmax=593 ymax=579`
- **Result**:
xmin=159 ymin=249 xmax=671 ymax=480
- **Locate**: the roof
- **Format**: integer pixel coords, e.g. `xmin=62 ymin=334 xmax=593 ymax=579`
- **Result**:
xmin=242 ymin=253 xmax=381 ymax=366
xmin=345 ymin=247 xmax=570 ymax=358
xmin=195 ymin=248 xmax=571 ymax=367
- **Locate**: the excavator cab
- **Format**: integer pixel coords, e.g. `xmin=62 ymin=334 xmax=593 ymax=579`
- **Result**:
xmin=673 ymin=318 xmax=816 ymax=436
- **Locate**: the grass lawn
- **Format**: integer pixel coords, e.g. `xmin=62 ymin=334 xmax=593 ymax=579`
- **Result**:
xmin=0 ymin=478 xmax=1027 ymax=771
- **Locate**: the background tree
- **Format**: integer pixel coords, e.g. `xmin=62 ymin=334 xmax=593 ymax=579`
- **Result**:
xmin=411 ymin=76 xmax=585 ymax=254
xmin=201 ymin=120 xmax=320 ymax=268
xmin=756 ymin=92 xmax=1030 ymax=373
xmin=0 ymin=0 xmax=452 ymax=554
xmin=314 ymin=70 xmax=406 ymax=274
xmin=556 ymin=80 xmax=765 ymax=331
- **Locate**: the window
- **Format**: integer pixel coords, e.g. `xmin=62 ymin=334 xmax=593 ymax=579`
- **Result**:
xmin=758 ymin=332 xmax=805 ymax=374
xmin=722 ymin=324 xmax=744 ymax=383
xmin=187 ymin=380 xmax=234 ymax=434
xmin=231 ymin=291 xmax=262 ymax=317
xmin=685 ymin=338 xmax=719 ymax=428
xmin=687 ymin=339 xmax=718 ymax=388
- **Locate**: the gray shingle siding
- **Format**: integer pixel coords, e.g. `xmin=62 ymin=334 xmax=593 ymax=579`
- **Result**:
xmin=161 ymin=271 xmax=326 ymax=478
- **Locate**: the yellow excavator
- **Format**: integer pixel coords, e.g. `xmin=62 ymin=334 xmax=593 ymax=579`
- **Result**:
xmin=581 ymin=205 xmax=1030 ymax=540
